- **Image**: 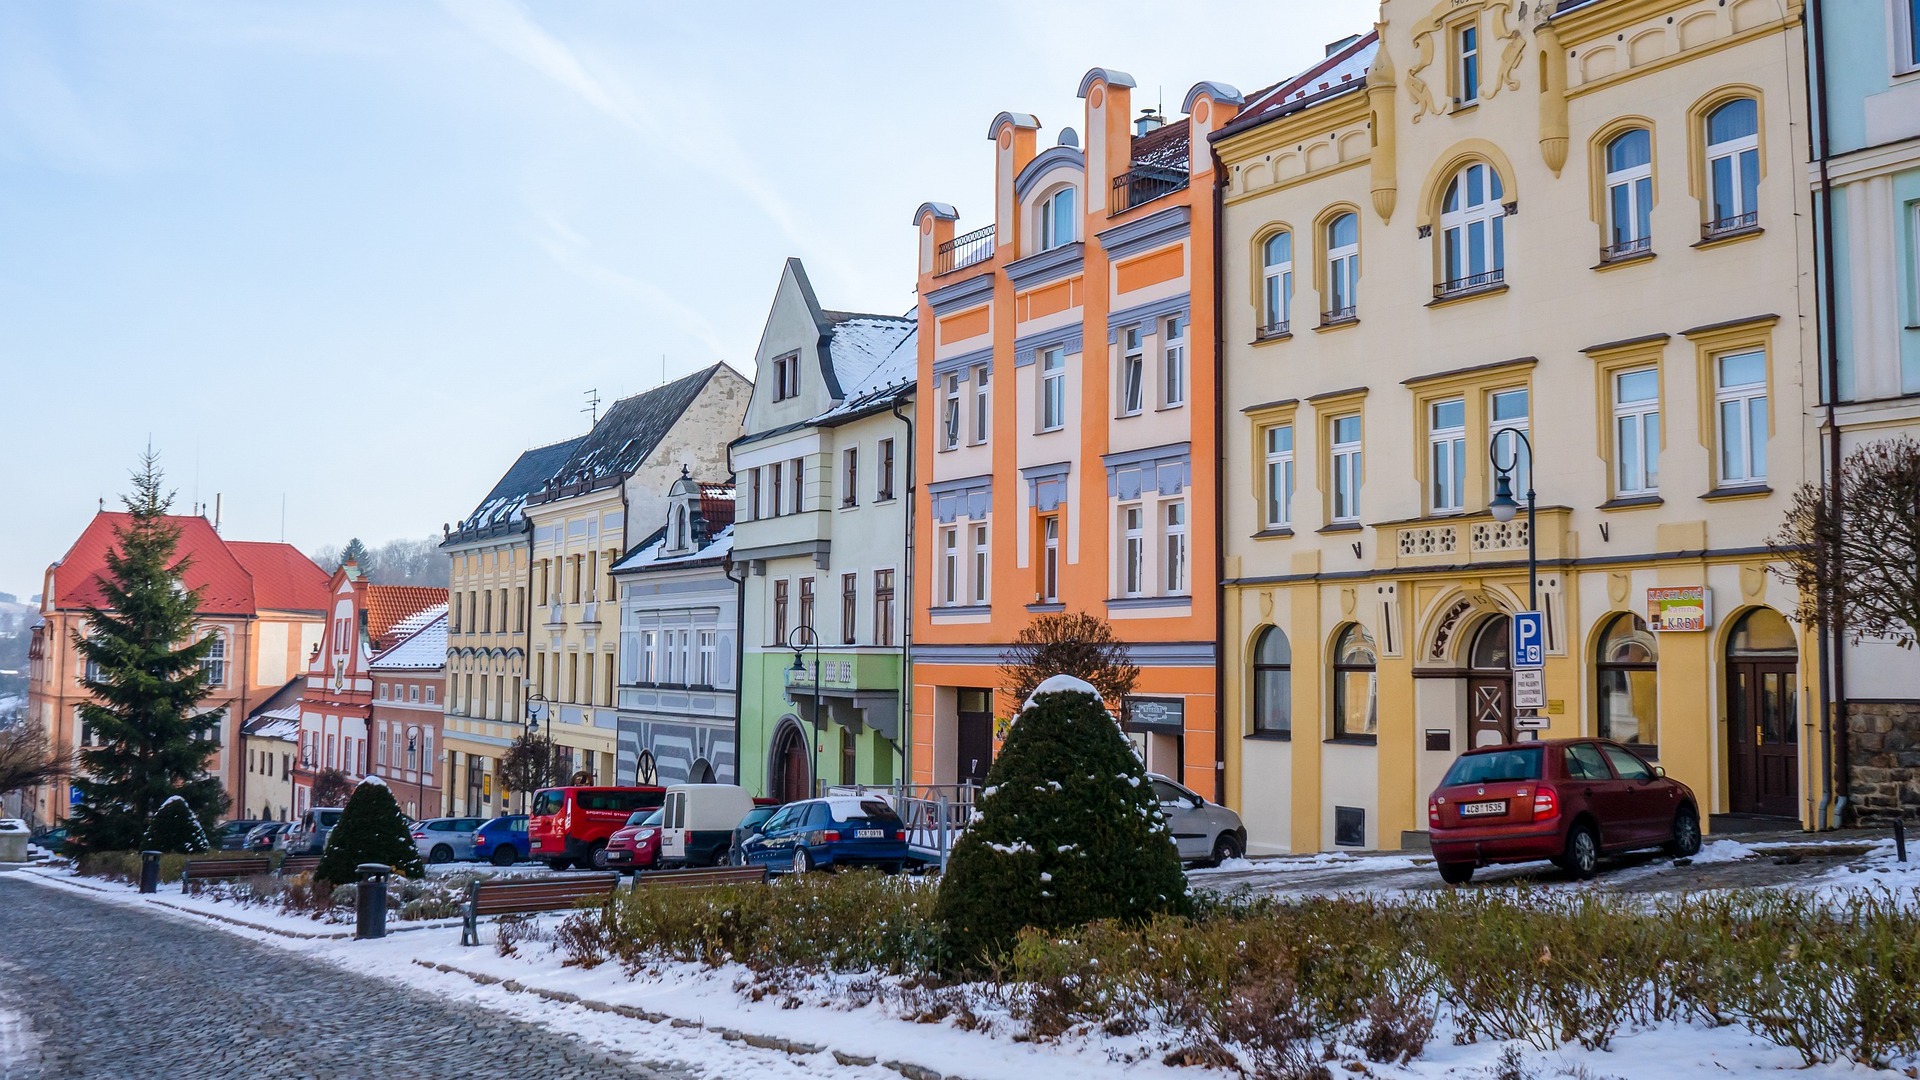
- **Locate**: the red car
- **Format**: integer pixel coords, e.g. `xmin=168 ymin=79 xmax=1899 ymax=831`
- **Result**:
xmin=1427 ymin=738 xmax=1700 ymax=884
xmin=529 ymin=786 xmax=665 ymax=871
xmin=599 ymin=808 xmax=663 ymax=875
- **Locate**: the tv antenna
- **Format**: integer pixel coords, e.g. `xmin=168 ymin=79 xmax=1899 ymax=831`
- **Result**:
xmin=583 ymin=388 xmax=601 ymax=426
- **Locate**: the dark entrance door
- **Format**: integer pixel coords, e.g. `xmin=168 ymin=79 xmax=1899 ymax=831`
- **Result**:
xmin=1467 ymin=615 xmax=1513 ymax=748
xmin=771 ymin=723 xmax=811 ymax=802
xmin=956 ymin=689 xmax=994 ymax=786
xmin=1725 ymin=608 xmax=1799 ymax=818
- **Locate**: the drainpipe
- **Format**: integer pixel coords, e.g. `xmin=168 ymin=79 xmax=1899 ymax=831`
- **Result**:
xmin=725 ymin=555 xmax=748 ymax=789
xmin=892 ymin=398 xmax=916 ymax=788
xmin=1210 ymin=144 xmax=1229 ymax=806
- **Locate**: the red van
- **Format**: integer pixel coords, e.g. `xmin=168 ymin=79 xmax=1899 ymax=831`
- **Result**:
xmin=529 ymin=786 xmax=666 ymax=870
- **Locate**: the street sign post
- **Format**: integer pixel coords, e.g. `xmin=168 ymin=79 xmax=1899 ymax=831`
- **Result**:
xmin=1511 ymin=611 xmax=1547 ymax=737
xmin=1511 ymin=611 xmax=1545 ymax=669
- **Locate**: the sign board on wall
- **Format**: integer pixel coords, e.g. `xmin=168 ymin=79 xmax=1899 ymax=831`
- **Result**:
xmin=1648 ymin=586 xmax=1711 ymax=632
xmin=1513 ymin=668 xmax=1546 ymax=709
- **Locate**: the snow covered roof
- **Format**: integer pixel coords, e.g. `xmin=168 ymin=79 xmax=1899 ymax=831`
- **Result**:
xmin=243 ymin=708 xmax=301 ymax=742
xmin=449 ymin=436 xmax=586 ymax=540
xmin=612 ymin=524 xmax=732 ymax=574
xmin=369 ymin=607 xmax=448 ymax=670
xmin=1227 ymin=31 xmax=1379 ymax=134
xmin=537 ymin=365 xmax=729 ymax=494
xmin=811 ymin=321 xmax=918 ymax=425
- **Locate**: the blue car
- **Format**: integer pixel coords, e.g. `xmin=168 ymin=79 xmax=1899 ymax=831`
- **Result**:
xmin=739 ymin=796 xmax=909 ymax=875
xmin=470 ymin=814 xmax=529 ymax=866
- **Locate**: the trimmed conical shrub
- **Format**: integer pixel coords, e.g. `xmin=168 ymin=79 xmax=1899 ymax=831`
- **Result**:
xmin=314 ymin=777 xmax=424 ymax=885
xmin=143 ymin=795 xmax=210 ymax=854
xmin=935 ymin=677 xmax=1189 ymax=969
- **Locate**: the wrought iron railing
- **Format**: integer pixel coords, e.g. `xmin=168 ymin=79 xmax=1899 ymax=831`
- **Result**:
xmin=1433 ymin=267 xmax=1506 ymax=299
xmin=935 ymin=224 xmax=995 ymax=276
xmin=1320 ymin=306 xmax=1358 ymax=326
xmin=1601 ymin=236 xmax=1652 ymax=262
xmin=1111 ymin=166 xmax=1189 ymax=215
xmin=1701 ymin=212 xmax=1758 ymax=240
xmin=1255 ymin=319 xmax=1292 ymax=340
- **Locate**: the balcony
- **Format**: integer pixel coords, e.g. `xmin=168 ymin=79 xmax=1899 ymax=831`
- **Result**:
xmin=1254 ymin=319 xmax=1291 ymax=341
xmin=935 ymin=225 xmax=995 ymax=276
xmin=1110 ymin=166 xmax=1188 ymax=215
xmin=1701 ymin=212 xmax=1758 ymax=242
xmin=1319 ymin=306 xmax=1358 ymax=328
xmin=1600 ymin=236 xmax=1651 ymax=263
xmin=1432 ymin=268 xmax=1506 ymax=301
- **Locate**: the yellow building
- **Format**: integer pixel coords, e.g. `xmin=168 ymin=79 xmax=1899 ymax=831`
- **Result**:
xmin=1217 ymin=0 xmax=1822 ymax=854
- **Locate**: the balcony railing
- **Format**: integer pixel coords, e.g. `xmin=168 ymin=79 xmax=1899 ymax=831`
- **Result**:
xmin=1601 ymin=236 xmax=1652 ymax=262
xmin=1433 ymin=268 xmax=1506 ymax=300
xmin=1702 ymin=212 xmax=1758 ymax=241
xmin=1111 ymin=166 xmax=1189 ymax=215
xmin=935 ymin=224 xmax=995 ymax=276
xmin=1255 ymin=319 xmax=1291 ymax=340
xmin=1320 ymin=306 xmax=1358 ymax=327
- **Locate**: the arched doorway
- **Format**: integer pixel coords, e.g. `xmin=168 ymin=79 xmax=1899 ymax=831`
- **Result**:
xmin=1726 ymin=608 xmax=1798 ymax=817
xmin=769 ymin=721 xmax=811 ymax=803
xmin=1467 ymin=615 xmax=1512 ymax=748
xmin=689 ymin=758 xmax=717 ymax=785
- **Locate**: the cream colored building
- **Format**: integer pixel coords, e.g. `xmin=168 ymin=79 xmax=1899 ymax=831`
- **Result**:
xmin=1217 ymin=0 xmax=1821 ymax=854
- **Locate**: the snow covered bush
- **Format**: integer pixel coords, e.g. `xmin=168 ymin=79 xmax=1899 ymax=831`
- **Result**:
xmin=314 ymin=776 xmax=423 ymax=885
xmin=142 ymin=794 xmax=210 ymax=854
xmin=934 ymin=677 xmax=1188 ymax=970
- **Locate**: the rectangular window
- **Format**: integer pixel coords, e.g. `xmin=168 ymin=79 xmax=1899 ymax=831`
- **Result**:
xmin=1489 ymin=388 xmax=1531 ymax=504
xmin=798 ymin=577 xmax=815 ymax=631
xmin=1120 ymin=327 xmax=1145 ymax=416
xmin=1040 ymin=187 xmax=1076 ymax=250
xmin=972 ymin=522 xmax=990 ymax=604
xmin=943 ymin=373 xmax=962 ymax=450
xmin=200 ymin=633 xmax=227 ymax=687
xmin=941 ymin=526 xmax=959 ymax=605
xmin=1906 ymin=0 xmax=1920 ymax=71
xmin=769 ymin=462 xmax=783 ymax=518
xmin=1330 ymin=414 xmax=1363 ymax=523
xmin=972 ymin=364 xmax=991 ymax=443
xmin=640 ymin=630 xmax=657 ymax=682
xmin=744 ymin=468 xmax=759 ymax=521
xmin=790 ymin=458 xmax=805 ymax=514
xmin=567 ymin=653 xmax=579 ymax=703
xmin=1613 ymin=367 xmax=1661 ymax=496
xmin=773 ymin=580 xmax=789 ymax=645
xmin=1264 ymin=424 xmax=1295 ymax=529
xmin=1457 ymin=23 xmax=1479 ymax=105
xmin=1040 ymin=515 xmax=1060 ymax=602
xmin=1164 ymin=501 xmax=1187 ymax=594
xmin=1121 ymin=505 xmax=1145 ymax=597
xmin=841 ymin=574 xmax=858 ymax=645
xmin=842 ymin=446 xmax=859 ymax=508
xmin=1429 ymin=398 xmax=1467 ymax=514
xmin=1162 ymin=316 xmax=1186 ymax=407
xmin=774 ymin=354 xmax=799 ymax=400
xmin=1716 ymin=350 xmax=1768 ymax=484
xmin=1040 ymin=348 xmax=1066 ymax=431
xmin=877 ymin=438 xmax=896 ymax=500
xmin=1262 ymin=232 xmax=1293 ymax=335
xmin=873 ymin=570 xmax=896 ymax=646
xmin=697 ymin=630 xmax=716 ymax=686
xmin=582 ymin=653 xmax=595 ymax=702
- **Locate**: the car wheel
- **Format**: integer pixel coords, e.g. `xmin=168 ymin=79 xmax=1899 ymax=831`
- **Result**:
xmin=792 ymin=849 xmax=813 ymax=875
xmin=1560 ymin=823 xmax=1599 ymax=880
xmin=709 ymin=846 xmax=730 ymax=867
xmin=589 ymin=842 xmax=609 ymax=871
xmin=429 ymin=845 xmax=454 ymax=865
xmin=545 ymin=858 xmax=571 ymax=872
xmin=1666 ymin=805 xmax=1702 ymax=858
xmin=490 ymin=847 xmax=516 ymax=867
xmin=1437 ymin=862 xmax=1475 ymax=885
xmin=1209 ymin=833 xmax=1243 ymax=867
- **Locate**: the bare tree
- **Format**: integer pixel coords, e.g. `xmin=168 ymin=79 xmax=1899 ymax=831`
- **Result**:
xmin=310 ymin=768 xmax=355 ymax=809
xmin=0 ymin=720 xmax=67 ymax=799
xmin=499 ymin=732 xmax=562 ymax=807
xmin=1000 ymin=611 xmax=1140 ymax=712
xmin=307 ymin=535 xmax=449 ymax=587
xmin=1772 ymin=436 xmax=1920 ymax=648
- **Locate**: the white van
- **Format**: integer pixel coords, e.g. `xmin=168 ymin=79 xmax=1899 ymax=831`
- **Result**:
xmin=658 ymin=784 xmax=755 ymax=868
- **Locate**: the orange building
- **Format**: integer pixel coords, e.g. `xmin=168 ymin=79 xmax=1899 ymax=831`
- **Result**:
xmin=910 ymin=70 xmax=1243 ymax=797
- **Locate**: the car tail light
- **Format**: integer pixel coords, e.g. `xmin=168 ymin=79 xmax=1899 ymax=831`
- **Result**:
xmin=895 ymin=830 xmax=907 ymax=841
xmin=412 ymin=831 xmax=426 ymax=839
xmin=822 ymin=830 xmax=840 ymax=842
xmin=1428 ymin=797 xmax=1442 ymax=827
xmin=1532 ymin=786 xmax=1560 ymax=821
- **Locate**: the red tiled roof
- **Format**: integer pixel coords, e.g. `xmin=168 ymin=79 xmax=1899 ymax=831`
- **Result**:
xmin=364 ymin=585 xmax=448 ymax=650
xmin=51 ymin=512 xmax=259 ymax=616
xmin=226 ymin=541 xmax=330 ymax=615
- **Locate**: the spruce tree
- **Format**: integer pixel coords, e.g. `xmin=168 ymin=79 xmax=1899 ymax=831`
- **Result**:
xmin=143 ymin=794 xmax=211 ymax=853
xmin=936 ymin=678 xmax=1190 ymax=970
xmin=339 ymin=537 xmax=370 ymax=570
xmin=315 ymin=777 xmax=424 ymax=885
xmin=67 ymin=452 xmax=228 ymax=853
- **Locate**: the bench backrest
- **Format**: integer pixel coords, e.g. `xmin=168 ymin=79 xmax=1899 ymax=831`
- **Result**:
xmin=633 ymin=865 xmax=769 ymax=890
xmin=277 ymin=856 xmax=322 ymax=876
xmin=469 ymin=874 xmax=619 ymax=918
xmin=183 ymin=857 xmax=271 ymax=881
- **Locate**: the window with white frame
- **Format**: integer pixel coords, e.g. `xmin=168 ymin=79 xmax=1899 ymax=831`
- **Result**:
xmin=972 ymin=523 xmax=990 ymax=604
xmin=1162 ymin=315 xmax=1186 ymax=407
xmin=1121 ymin=505 xmax=1145 ymax=597
xmin=1613 ymin=367 xmax=1661 ymax=496
xmin=1263 ymin=424 xmax=1295 ymax=529
xmin=877 ymin=438 xmax=896 ymax=500
xmin=378 ymin=683 xmax=389 ymax=701
xmin=1705 ymin=99 xmax=1760 ymax=234
xmin=972 ymin=364 xmax=990 ymax=443
xmin=1440 ymin=163 xmax=1505 ymax=292
xmin=1040 ymin=187 xmax=1076 ymax=251
xmin=1604 ymin=128 xmax=1653 ymax=258
xmin=1330 ymin=415 xmax=1363 ymax=523
xmin=942 ymin=373 xmax=961 ymax=450
xmin=842 ymin=446 xmax=858 ymax=507
xmin=1120 ymin=328 xmax=1145 ymax=416
xmin=1903 ymin=0 xmax=1920 ymax=72
xmin=1039 ymin=347 xmax=1066 ymax=431
xmin=1715 ymin=350 xmax=1768 ymax=485
xmin=1164 ymin=501 xmax=1188 ymax=594
xmin=1456 ymin=21 xmax=1480 ymax=105
xmin=698 ymin=630 xmax=716 ymax=685
xmin=940 ymin=526 xmax=959 ymax=605
xmin=774 ymin=354 xmax=800 ymax=401
xmin=1261 ymin=231 xmax=1293 ymax=335
xmin=1429 ymin=398 xmax=1467 ymax=514
xmin=200 ymin=631 xmax=227 ymax=687
xmin=1490 ymin=388 xmax=1531 ymax=504
xmin=639 ymin=630 xmax=657 ymax=683
xmin=1326 ymin=213 xmax=1359 ymax=320
xmin=1039 ymin=515 xmax=1060 ymax=602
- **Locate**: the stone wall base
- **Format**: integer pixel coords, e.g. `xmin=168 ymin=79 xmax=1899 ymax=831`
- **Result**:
xmin=1847 ymin=700 xmax=1920 ymax=824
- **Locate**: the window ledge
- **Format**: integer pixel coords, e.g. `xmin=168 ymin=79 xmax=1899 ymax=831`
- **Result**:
xmin=1105 ymin=596 xmax=1192 ymax=611
xmin=1700 ymin=484 xmax=1773 ymax=502
xmin=1244 ymin=730 xmax=1293 ymax=742
xmin=930 ymin=604 xmax=993 ymax=617
xmin=1692 ymin=225 xmax=1765 ymax=250
xmin=1324 ymin=735 xmax=1379 ymax=747
xmin=1591 ymin=250 xmax=1656 ymax=273
xmin=1251 ymin=527 xmax=1295 ymax=540
xmin=1426 ymin=282 xmax=1510 ymax=309
xmin=1026 ymin=602 xmax=1066 ymax=613
xmin=1597 ymin=495 xmax=1665 ymax=512
xmin=1317 ymin=521 xmax=1364 ymax=534
xmin=1154 ymin=402 xmax=1186 ymax=413
xmin=1314 ymin=316 xmax=1361 ymax=334
xmin=1251 ymin=328 xmax=1294 ymax=346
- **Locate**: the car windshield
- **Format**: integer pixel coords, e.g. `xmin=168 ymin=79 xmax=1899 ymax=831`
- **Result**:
xmin=1442 ymin=746 xmax=1545 ymax=786
xmin=623 ymin=810 xmax=649 ymax=826
xmin=529 ymin=790 xmax=562 ymax=817
xmin=641 ymin=808 xmax=663 ymax=827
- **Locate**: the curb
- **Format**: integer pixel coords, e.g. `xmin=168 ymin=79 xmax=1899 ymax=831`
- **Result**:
xmin=410 ymin=958 xmax=974 ymax=1080
xmin=16 ymin=869 xmax=464 ymax=940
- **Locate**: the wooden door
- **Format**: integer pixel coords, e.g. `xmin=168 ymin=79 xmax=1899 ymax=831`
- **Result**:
xmin=773 ymin=726 xmax=811 ymax=803
xmin=1467 ymin=677 xmax=1513 ymax=749
xmin=956 ymin=698 xmax=994 ymax=786
xmin=1727 ymin=661 xmax=1798 ymax=817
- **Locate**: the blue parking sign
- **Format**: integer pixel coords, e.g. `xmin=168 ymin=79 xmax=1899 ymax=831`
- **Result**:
xmin=1511 ymin=611 xmax=1545 ymax=669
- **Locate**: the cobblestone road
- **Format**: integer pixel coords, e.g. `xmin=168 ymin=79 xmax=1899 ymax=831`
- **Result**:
xmin=0 ymin=873 xmax=692 ymax=1080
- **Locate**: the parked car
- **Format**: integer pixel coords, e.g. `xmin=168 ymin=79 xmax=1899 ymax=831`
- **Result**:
xmin=214 ymin=819 xmax=271 ymax=851
xmin=529 ymin=786 xmax=666 ymax=870
xmin=659 ymin=784 xmax=755 ymax=868
xmin=1427 ymin=738 xmax=1700 ymax=884
xmin=283 ymin=807 xmax=344 ymax=856
xmin=726 ymin=803 xmax=782 ymax=866
xmin=243 ymin=821 xmax=290 ymax=853
xmin=411 ymin=817 xmax=489 ymax=864
xmin=600 ymin=808 xmax=663 ymax=874
xmin=738 ymin=796 xmax=909 ymax=875
xmin=1148 ymin=774 xmax=1248 ymax=866
xmin=470 ymin=815 xmax=529 ymax=866
xmin=29 ymin=826 xmax=70 ymax=856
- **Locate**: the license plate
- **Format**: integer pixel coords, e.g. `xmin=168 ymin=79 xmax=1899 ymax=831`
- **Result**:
xmin=855 ymin=829 xmax=884 ymax=839
xmin=1459 ymin=801 xmax=1507 ymax=817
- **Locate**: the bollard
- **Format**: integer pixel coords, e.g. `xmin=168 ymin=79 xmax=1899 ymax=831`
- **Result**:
xmin=355 ymin=863 xmax=391 ymax=940
xmin=139 ymin=850 xmax=160 ymax=895
xmin=1897 ymin=818 xmax=1908 ymax=864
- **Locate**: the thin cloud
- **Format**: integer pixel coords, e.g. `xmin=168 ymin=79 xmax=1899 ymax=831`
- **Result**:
xmin=524 ymin=204 xmax=730 ymax=362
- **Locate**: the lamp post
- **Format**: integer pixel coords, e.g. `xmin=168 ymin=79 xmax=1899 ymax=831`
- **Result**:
xmin=786 ymin=624 xmax=822 ymax=798
xmin=523 ymin=693 xmax=550 ymax=814
xmin=1489 ymin=428 xmax=1539 ymax=739
xmin=406 ymin=725 xmax=424 ymax=821
xmin=298 ymin=745 xmax=316 ymax=817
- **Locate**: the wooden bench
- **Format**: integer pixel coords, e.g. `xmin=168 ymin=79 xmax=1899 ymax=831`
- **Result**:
xmin=461 ymin=874 xmax=620 ymax=947
xmin=181 ymin=856 xmax=272 ymax=891
xmin=277 ymin=855 xmax=321 ymax=877
xmin=632 ymin=865 xmax=769 ymax=892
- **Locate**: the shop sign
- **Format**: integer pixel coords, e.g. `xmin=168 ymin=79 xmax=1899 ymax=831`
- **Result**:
xmin=1123 ymin=697 xmax=1185 ymax=734
xmin=1648 ymin=586 xmax=1711 ymax=632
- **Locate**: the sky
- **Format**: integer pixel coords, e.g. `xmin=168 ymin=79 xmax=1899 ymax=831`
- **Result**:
xmin=0 ymin=0 xmax=1376 ymax=600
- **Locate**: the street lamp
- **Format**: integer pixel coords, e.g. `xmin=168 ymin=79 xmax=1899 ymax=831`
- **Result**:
xmin=523 ymin=693 xmax=550 ymax=814
xmin=406 ymin=725 xmax=424 ymax=822
xmin=1489 ymin=428 xmax=1539 ymax=739
xmin=297 ymin=745 xmax=316 ymax=817
xmin=786 ymin=624 xmax=822 ymax=798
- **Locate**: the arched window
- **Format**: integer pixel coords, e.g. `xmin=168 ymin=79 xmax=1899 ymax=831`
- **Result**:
xmin=1604 ymin=129 xmax=1653 ymax=259
xmin=1596 ymin=613 xmax=1657 ymax=751
xmin=1039 ymin=186 xmax=1076 ymax=251
xmin=1705 ymin=98 xmax=1759 ymax=235
xmin=1251 ymin=627 xmax=1292 ymax=736
xmin=1469 ymin=615 xmax=1511 ymax=670
xmin=1729 ymin=607 xmax=1795 ymax=656
xmin=673 ymin=506 xmax=690 ymax=550
xmin=635 ymin=748 xmax=658 ymax=786
xmin=1325 ymin=213 xmax=1359 ymax=322
xmin=1331 ymin=624 xmax=1378 ymax=739
xmin=1439 ymin=163 xmax=1505 ymax=293
xmin=1260 ymin=231 xmax=1293 ymax=336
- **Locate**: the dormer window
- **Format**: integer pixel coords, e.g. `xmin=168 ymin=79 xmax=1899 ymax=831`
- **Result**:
xmin=1040 ymin=187 xmax=1076 ymax=251
xmin=773 ymin=354 xmax=800 ymax=401
xmin=673 ymin=506 xmax=690 ymax=550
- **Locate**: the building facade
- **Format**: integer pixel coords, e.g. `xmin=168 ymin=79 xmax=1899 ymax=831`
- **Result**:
xmin=440 ymin=437 xmax=582 ymax=817
xmin=522 ymin=364 xmax=750 ymax=788
xmin=612 ymin=471 xmax=739 ymax=787
xmin=909 ymin=71 xmax=1241 ymax=796
xmin=239 ymin=678 xmax=304 ymax=822
xmin=1807 ymin=0 xmax=1920 ymax=821
xmin=732 ymin=259 xmax=916 ymax=801
xmin=368 ymin=608 xmax=448 ymax=821
xmin=1216 ymin=0 xmax=1819 ymax=854
xmin=24 ymin=511 xmax=328 ymax=825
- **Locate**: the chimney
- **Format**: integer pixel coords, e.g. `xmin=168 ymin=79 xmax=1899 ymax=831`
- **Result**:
xmin=1135 ymin=107 xmax=1164 ymax=136
xmin=1326 ymin=33 xmax=1363 ymax=57
xmin=213 ymin=493 xmax=222 ymax=532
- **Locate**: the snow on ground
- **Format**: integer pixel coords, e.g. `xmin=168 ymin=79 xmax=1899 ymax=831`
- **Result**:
xmin=0 ymin=1002 xmax=34 ymax=1073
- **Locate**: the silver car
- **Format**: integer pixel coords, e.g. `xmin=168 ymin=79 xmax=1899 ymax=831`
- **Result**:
xmin=412 ymin=817 xmax=488 ymax=864
xmin=282 ymin=807 xmax=343 ymax=856
xmin=1149 ymin=774 xmax=1247 ymax=865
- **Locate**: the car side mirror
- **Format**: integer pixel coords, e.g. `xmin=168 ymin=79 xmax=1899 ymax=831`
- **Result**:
xmin=1653 ymin=766 xmax=1666 ymax=778
xmin=1188 ymin=795 xmax=1205 ymax=809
